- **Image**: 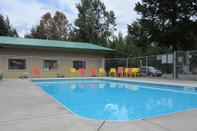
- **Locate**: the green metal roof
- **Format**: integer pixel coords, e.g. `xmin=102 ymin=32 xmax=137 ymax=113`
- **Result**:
xmin=0 ymin=36 xmax=115 ymax=52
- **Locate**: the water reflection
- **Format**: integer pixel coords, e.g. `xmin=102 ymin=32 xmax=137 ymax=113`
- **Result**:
xmin=72 ymin=83 xmax=86 ymax=93
xmin=104 ymin=103 xmax=129 ymax=120
xmin=41 ymin=84 xmax=59 ymax=94
xmin=125 ymin=85 xmax=139 ymax=91
xmin=118 ymin=84 xmax=124 ymax=88
xmin=110 ymin=83 xmax=116 ymax=88
xmin=70 ymin=83 xmax=77 ymax=89
xmin=79 ymin=83 xmax=85 ymax=89
xmin=90 ymin=82 xmax=97 ymax=88
xmin=99 ymin=83 xmax=105 ymax=88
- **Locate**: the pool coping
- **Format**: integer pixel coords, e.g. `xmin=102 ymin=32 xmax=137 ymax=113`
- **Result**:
xmin=32 ymin=77 xmax=197 ymax=89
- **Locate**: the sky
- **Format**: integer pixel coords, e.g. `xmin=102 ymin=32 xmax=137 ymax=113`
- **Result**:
xmin=0 ymin=0 xmax=141 ymax=38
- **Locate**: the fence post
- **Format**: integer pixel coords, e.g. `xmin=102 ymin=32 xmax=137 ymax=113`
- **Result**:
xmin=173 ymin=51 xmax=176 ymax=79
xmin=126 ymin=58 xmax=128 ymax=68
xmin=0 ymin=54 xmax=1 ymax=70
xmin=186 ymin=50 xmax=190 ymax=80
xmin=146 ymin=56 xmax=148 ymax=77
xmin=30 ymin=56 xmax=32 ymax=77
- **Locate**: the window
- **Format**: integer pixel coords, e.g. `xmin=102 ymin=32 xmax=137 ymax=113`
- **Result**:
xmin=42 ymin=59 xmax=59 ymax=70
xmin=8 ymin=58 xmax=27 ymax=70
xmin=73 ymin=60 xmax=86 ymax=70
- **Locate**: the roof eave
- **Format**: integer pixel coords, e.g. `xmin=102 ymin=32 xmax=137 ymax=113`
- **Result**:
xmin=0 ymin=43 xmax=116 ymax=52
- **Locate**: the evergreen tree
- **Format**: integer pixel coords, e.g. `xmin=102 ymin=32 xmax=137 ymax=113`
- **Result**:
xmin=0 ymin=12 xmax=6 ymax=36
xmin=74 ymin=0 xmax=117 ymax=46
xmin=0 ymin=10 xmax=18 ymax=37
xmin=128 ymin=0 xmax=197 ymax=51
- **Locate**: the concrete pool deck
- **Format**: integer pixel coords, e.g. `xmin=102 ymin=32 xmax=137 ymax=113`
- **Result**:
xmin=0 ymin=78 xmax=197 ymax=131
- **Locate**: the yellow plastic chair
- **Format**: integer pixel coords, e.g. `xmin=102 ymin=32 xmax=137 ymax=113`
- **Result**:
xmin=109 ymin=68 xmax=116 ymax=77
xmin=136 ymin=68 xmax=139 ymax=77
xmin=70 ymin=68 xmax=77 ymax=77
xmin=124 ymin=68 xmax=132 ymax=77
xmin=131 ymin=68 xmax=139 ymax=77
xmin=130 ymin=68 xmax=136 ymax=77
xmin=99 ymin=68 xmax=106 ymax=77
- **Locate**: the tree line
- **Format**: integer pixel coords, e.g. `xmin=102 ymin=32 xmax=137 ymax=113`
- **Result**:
xmin=0 ymin=9 xmax=18 ymax=37
xmin=1 ymin=0 xmax=197 ymax=58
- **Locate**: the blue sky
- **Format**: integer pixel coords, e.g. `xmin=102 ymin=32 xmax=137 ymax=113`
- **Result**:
xmin=0 ymin=0 xmax=140 ymax=37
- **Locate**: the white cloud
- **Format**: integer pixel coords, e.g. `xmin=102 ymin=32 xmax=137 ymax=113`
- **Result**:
xmin=0 ymin=0 xmax=140 ymax=37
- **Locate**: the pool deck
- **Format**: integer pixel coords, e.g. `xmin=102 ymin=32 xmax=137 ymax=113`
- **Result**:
xmin=0 ymin=77 xmax=197 ymax=131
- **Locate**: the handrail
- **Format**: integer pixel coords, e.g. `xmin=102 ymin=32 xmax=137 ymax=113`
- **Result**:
xmin=22 ymin=72 xmax=32 ymax=80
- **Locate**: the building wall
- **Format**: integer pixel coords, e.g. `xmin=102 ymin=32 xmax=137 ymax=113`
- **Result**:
xmin=0 ymin=47 xmax=105 ymax=78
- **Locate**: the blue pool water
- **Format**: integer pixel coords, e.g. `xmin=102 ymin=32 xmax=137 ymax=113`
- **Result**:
xmin=33 ymin=79 xmax=197 ymax=121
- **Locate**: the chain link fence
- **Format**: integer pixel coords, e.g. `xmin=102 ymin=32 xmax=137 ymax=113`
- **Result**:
xmin=104 ymin=51 xmax=197 ymax=80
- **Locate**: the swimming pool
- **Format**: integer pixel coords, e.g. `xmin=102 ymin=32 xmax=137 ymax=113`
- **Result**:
xmin=33 ymin=78 xmax=197 ymax=121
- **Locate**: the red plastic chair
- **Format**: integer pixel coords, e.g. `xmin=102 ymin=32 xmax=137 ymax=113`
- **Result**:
xmin=33 ymin=68 xmax=41 ymax=78
xmin=90 ymin=68 xmax=97 ymax=77
xmin=117 ymin=67 xmax=124 ymax=77
xmin=78 ymin=68 xmax=86 ymax=77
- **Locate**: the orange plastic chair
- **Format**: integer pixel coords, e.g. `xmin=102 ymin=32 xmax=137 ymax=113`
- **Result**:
xmin=78 ymin=68 xmax=86 ymax=77
xmin=90 ymin=68 xmax=97 ymax=77
xmin=117 ymin=67 xmax=124 ymax=77
xmin=33 ymin=68 xmax=41 ymax=78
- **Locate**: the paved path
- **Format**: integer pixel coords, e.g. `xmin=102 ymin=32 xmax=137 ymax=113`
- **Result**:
xmin=0 ymin=78 xmax=197 ymax=131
